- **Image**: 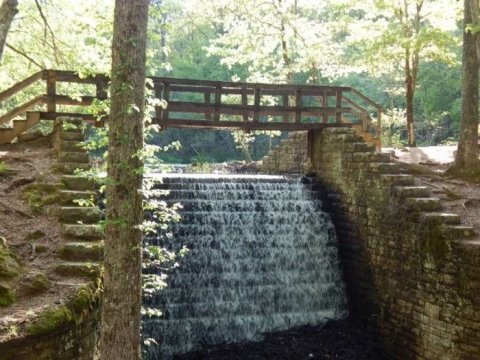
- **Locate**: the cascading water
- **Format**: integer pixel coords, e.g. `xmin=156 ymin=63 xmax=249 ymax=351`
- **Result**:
xmin=142 ymin=174 xmax=348 ymax=359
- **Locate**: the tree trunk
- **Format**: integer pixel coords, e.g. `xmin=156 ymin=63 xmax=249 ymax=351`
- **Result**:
xmin=405 ymin=57 xmax=417 ymax=147
xmin=99 ymin=1 xmax=149 ymax=359
xmin=0 ymin=0 xmax=18 ymax=62
xmin=452 ymin=0 xmax=480 ymax=175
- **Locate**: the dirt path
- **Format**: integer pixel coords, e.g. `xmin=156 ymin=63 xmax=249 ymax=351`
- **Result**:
xmin=0 ymin=136 xmax=86 ymax=341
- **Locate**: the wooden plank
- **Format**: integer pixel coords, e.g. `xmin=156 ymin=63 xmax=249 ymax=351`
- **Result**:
xmin=350 ymin=88 xmax=383 ymax=110
xmin=214 ymin=86 xmax=221 ymax=122
xmin=46 ymin=70 xmax=57 ymax=113
xmin=282 ymin=95 xmax=289 ymax=122
xmin=336 ymin=91 xmax=342 ymax=123
xmin=153 ymin=118 xmax=352 ymax=131
xmin=0 ymin=71 xmax=44 ymax=102
xmin=295 ymin=89 xmax=302 ymax=123
xmin=204 ymin=92 xmax=211 ymax=120
xmin=54 ymin=95 xmax=96 ymax=106
xmin=322 ymin=91 xmax=328 ymax=123
xmin=166 ymin=101 xmax=351 ymax=117
xmin=162 ymin=83 xmax=170 ymax=124
xmin=53 ymin=70 xmax=100 ymax=84
xmin=253 ymin=88 xmax=261 ymax=122
xmin=241 ymin=87 xmax=248 ymax=122
xmin=150 ymin=76 xmax=352 ymax=92
xmin=0 ymin=96 xmax=46 ymax=125
xmin=153 ymin=82 xmax=163 ymax=126
xmin=37 ymin=111 xmax=102 ymax=122
xmin=166 ymin=84 xmax=343 ymax=97
xmin=95 ymin=75 xmax=108 ymax=100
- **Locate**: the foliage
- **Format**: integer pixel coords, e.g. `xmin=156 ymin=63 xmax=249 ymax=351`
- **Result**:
xmin=0 ymin=0 xmax=471 ymax=157
xmin=0 ymin=161 xmax=11 ymax=176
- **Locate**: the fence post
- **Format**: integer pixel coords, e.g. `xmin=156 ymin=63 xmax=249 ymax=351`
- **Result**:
xmin=46 ymin=70 xmax=57 ymax=113
xmin=335 ymin=91 xmax=342 ymax=123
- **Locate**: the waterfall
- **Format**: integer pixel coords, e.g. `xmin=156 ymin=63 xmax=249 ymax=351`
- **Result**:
xmin=142 ymin=174 xmax=348 ymax=359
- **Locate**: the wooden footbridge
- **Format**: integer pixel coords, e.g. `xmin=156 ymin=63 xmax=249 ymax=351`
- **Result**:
xmin=0 ymin=70 xmax=382 ymax=147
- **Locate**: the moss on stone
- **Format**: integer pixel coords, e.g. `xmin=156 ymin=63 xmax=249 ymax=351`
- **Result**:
xmin=69 ymin=286 xmax=95 ymax=313
xmin=0 ymin=282 xmax=15 ymax=307
xmin=26 ymin=306 xmax=74 ymax=336
xmin=21 ymin=272 xmax=50 ymax=295
xmin=22 ymin=183 xmax=63 ymax=214
xmin=0 ymin=248 xmax=20 ymax=279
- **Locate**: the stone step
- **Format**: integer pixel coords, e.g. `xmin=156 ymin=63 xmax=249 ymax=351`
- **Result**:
xmin=393 ymin=186 xmax=430 ymax=198
xmin=379 ymin=174 xmax=415 ymax=186
xmin=55 ymin=261 xmax=101 ymax=278
xmin=58 ymin=190 xmax=95 ymax=205
xmin=444 ymin=225 xmax=475 ymax=239
xmin=57 ymin=162 xmax=91 ymax=174
xmin=326 ymin=133 xmax=362 ymax=143
xmin=61 ymin=175 xmax=95 ymax=191
xmin=344 ymin=142 xmax=376 ymax=153
xmin=61 ymin=118 xmax=83 ymax=126
xmin=351 ymin=152 xmax=391 ymax=162
xmin=59 ymin=241 xmax=104 ymax=261
xmin=63 ymin=224 xmax=103 ymax=240
xmin=369 ymin=162 xmax=402 ymax=174
xmin=59 ymin=206 xmax=102 ymax=224
xmin=58 ymin=151 xmax=89 ymax=164
xmin=59 ymin=131 xmax=84 ymax=141
xmin=404 ymin=197 xmax=442 ymax=211
xmin=61 ymin=123 xmax=83 ymax=133
xmin=420 ymin=212 xmax=461 ymax=225
xmin=324 ymin=127 xmax=356 ymax=135
xmin=59 ymin=140 xmax=86 ymax=153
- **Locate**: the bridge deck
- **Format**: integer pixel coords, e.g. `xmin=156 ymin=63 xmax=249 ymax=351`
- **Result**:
xmin=0 ymin=70 xmax=382 ymax=144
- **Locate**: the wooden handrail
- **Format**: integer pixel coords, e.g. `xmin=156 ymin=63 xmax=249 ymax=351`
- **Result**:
xmin=151 ymin=76 xmax=351 ymax=92
xmin=0 ymin=95 xmax=46 ymax=125
xmin=0 ymin=70 xmax=382 ymax=140
xmin=0 ymin=71 xmax=45 ymax=102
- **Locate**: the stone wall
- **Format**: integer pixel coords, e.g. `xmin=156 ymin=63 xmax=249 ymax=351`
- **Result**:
xmin=262 ymin=128 xmax=480 ymax=359
xmin=0 ymin=281 xmax=101 ymax=360
xmin=261 ymin=132 xmax=309 ymax=173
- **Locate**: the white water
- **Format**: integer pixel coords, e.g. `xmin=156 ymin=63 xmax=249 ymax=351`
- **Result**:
xmin=142 ymin=175 xmax=348 ymax=359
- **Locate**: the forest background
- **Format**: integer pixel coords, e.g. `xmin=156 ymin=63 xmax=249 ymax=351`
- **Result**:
xmin=0 ymin=0 xmax=464 ymax=163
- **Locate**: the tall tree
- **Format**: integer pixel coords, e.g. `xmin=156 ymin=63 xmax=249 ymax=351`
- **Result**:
xmin=342 ymin=0 xmax=458 ymax=147
xmin=450 ymin=0 xmax=480 ymax=176
xmin=0 ymin=0 xmax=18 ymax=62
xmin=99 ymin=1 xmax=149 ymax=359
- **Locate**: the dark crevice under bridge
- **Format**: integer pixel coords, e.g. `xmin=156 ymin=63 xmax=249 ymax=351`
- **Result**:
xmin=0 ymin=69 xmax=383 ymax=148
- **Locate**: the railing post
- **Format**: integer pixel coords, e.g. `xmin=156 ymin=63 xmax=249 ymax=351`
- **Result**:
xmin=153 ymin=81 xmax=164 ymax=129
xmin=335 ymin=91 xmax=342 ymax=123
xmin=253 ymin=88 xmax=261 ymax=123
xmin=322 ymin=91 xmax=328 ymax=123
xmin=204 ymin=91 xmax=211 ymax=121
xmin=161 ymin=82 xmax=170 ymax=126
xmin=46 ymin=70 xmax=57 ymax=113
xmin=295 ymin=89 xmax=302 ymax=123
xmin=95 ymin=75 xmax=108 ymax=100
xmin=214 ymin=86 xmax=221 ymax=122
xmin=377 ymin=108 xmax=382 ymax=136
xmin=282 ymin=94 xmax=289 ymax=123
xmin=241 ymin=87 xmax=248 ymax=122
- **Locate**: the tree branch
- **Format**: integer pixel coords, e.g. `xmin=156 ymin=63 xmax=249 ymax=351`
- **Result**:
xmin=5 ymin=42 xmax=44 ymax=68
xmin=34 ymin=0 xmax=59 ymax=63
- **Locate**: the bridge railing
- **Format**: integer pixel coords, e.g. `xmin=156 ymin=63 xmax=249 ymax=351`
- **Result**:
xmin=0 ymin=70 xmax=382 ymax=136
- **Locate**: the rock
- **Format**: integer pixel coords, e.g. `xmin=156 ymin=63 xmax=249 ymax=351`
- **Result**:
xmin=17 ymin=130 xmax=44 ymax=143
xmin=25 ymin=230 xmax=46 ymax=241
xmin=19 ymin=271 xmax=50 ymax=295
xmin=0 ymin=282 xmax=15 ymax=307
xmin=0 ymin=249 xmax=20 ymax=278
